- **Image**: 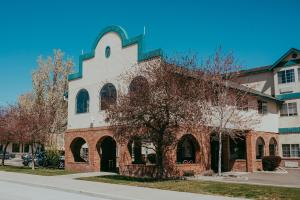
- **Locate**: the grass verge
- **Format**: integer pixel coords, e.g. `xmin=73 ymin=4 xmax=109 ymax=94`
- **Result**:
xmin=78 ymin=175 xmax=300 ymax=200
xmin=0 ymin=165 xmax=74 ymax=176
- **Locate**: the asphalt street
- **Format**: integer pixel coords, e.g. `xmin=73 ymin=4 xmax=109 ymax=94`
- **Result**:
xmin=0 ymin=180 xmax=110 ymax=200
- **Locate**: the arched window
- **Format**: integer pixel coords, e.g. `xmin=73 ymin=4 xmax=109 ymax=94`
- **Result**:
xmin=100 ymin=83 xmax=117 ymax=110
xmin=76 ymin=89 xmax=89 ymax=113
xmin=256 ymin=137 xmax=265 ymax=159
xmin=269 ymin=138 xmax=277 ymax=156
xmin=129 ymin=76 xmax=149 ymax=105
xmin=127 ymin=138 xmax=144 ymax=164
xmin=70 ymin=137 xmax=89 ymax=162
xmin=176 ymin=134 xmax=199 ymax=164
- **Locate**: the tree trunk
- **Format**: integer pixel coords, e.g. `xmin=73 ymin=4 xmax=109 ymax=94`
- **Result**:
xmin=155 ymin=136 xmax=165 ymax=179
xmin=218 ymin=131 xmax=222 ymax=176
xmin=31 ymin=144 xmax=35 ymax=170
xmin=1 ymin=142 xmax=9 ymax=166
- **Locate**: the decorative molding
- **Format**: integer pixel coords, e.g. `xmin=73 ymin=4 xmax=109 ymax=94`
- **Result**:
xmin=68 ymin=25 xmax=163 ymax=81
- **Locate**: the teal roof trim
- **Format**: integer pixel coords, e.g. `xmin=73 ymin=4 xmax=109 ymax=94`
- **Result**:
xmin=270 ymin=48 xmax=300 ymax=70
xmin=279 ymin=127 xmax=300 ymax=134
xmin=276 ymin=92 xmax=300 ymax=100
xmin=68 ymin=25 xmax=163 ymax=81
xmin=239 ymin=48 xmax=300 ymax=76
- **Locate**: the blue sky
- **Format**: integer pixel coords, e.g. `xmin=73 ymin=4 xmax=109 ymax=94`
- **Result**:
xmin=1 ymin=0 xmax=300 ymax=105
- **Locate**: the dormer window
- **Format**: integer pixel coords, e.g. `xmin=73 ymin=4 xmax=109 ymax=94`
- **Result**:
xmin=278 ymin=69 xmax=295 ymax=84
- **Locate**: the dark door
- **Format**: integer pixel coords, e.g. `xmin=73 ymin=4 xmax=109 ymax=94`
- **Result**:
xmin=211 ymin=140 xmax=219 ymax=172
xmin=100 ymin=137 xmax=116 ymax=172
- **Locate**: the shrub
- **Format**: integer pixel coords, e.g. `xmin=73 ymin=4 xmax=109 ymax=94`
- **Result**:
xmin=262 ymin=156 xmax=281 ymax=171
xmin=183 ymin=170 xmax=195 ymax=177
xmin=147 ymin=153 xmax=156 ymax=164
xmin=44 ymin=150 xmax=61 ymax=167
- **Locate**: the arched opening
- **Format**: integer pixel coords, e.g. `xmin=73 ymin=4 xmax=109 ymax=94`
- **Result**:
xmin=256 ymin=137 xmax=265 ymax=159
xmin=269 ymin=138 xmax=277 ymax=156
xmin=97 ymin=136 xmax=117 ymax=172
xmin=127 ymin=138 xmax=145 ymax=164
xmin=176 ymin=134 xmax=199 ymax=164
xmin=76 ymin=89 xmax=89 ymax=113
xmin=129 ymin=76 xmax=149 ymax=105
xmin=100 ymin=83 xmax=117 ymax=110
xmin=70 ymin=137 xmax=89 ymax=162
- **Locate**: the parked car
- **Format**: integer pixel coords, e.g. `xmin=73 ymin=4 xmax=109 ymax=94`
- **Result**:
xmin=22 ymin=152 xmax=45 ymax=167
xmin=0 ymin=152 xmax=11 ymax=160
xmin=22 ymin=152 xmax=65 ymax=169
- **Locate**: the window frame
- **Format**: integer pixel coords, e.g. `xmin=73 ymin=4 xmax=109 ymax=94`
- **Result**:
xmin=257 ymin=100 xmax=268 ymax=115
xmin=280 ymin=102 xmax=298 ymax=117
xmin=282 ymin=144 xmax=300 ymax=158
xmin=75 ymin=89 xmax=90 ymax=114
xmin=12 ymin=143 xmax=20 ymax=153
xmin=278 ymin=69 xmax=295 ymax=84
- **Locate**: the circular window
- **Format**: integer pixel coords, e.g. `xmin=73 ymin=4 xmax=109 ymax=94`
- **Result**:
xmin=105 ymin=46 xmax=111 ymax=58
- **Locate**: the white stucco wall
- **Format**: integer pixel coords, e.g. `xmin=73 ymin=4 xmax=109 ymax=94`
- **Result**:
xmin=68 ymin=32 xmax=139 ymax=129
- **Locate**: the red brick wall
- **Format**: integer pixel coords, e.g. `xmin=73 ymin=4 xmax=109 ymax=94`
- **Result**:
xmin=65 ymin=127 xmax=280 ymax=175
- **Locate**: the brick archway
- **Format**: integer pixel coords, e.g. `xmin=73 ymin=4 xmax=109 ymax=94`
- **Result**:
xmin=96 ymin=135 xmax=118 ymax=172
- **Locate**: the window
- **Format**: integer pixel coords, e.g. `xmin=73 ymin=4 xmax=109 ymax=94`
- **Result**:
xmin=230 ymin=138 xmax=246 ymax=159
xmin=76 ymin=89 xmax=89 ymax=113
xmin=237 ymin=99 xmax=248 ymax=111
xmin=280 ymin=102 xmax=297 ymax=116
xmin=298 ymin=68 xmax=300 ymax=81
xmin=105 ymin=46 xmax=111 ymax=58
xmin=282 ymin=144 xmax=300 ymax=158
xmin=291 ymin=144 xmax=300 ymax=157
xmin=257 ymin=100 xmax=268 ymax=114
xmin=12 ymin=143 xmax=20 ymax=153
xmin=24 ymin=144 xmax=30 ymax=153
xmin=269 ymin=138 xmax=277 ymax=156
xmin=129 ymin=76 xmax=149 ymax=105
xmin=100 ymin=83 xmax=117 ymax=110
xmin=256 ymin=137 xmax=265 ymax=159
xmin=278 ymin=69 xmax=295 ymax=84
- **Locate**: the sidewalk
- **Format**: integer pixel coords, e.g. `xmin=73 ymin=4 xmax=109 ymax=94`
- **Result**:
xmin=0 ymin=171 xmax=245 ymax=200
xmin=189 ymin=169 xmax=300 ymax=188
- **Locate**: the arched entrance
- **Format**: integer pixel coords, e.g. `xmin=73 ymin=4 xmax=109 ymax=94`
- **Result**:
xmin=176 ymin=134 xmax=200 ymax=164
xmin=97 ymin=136 xmax=117 ymax=172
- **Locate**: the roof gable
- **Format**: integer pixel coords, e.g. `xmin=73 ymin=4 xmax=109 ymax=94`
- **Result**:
xmin=68 ymin=25 xmax=163 ymax=81
xmin=270 ymin=48 xmax=300 ymax=70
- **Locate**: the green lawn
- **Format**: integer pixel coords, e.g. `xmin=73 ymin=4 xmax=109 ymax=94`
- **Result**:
xmin=78 ymin=175 xmax=300 ymax=200
xmin=0 ymin=165 xmax=74 ymax=176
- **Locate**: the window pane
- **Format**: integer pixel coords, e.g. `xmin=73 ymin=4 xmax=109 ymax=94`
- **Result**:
xmin=288 ymin=103 xmax=298 ymax=116
xmin=76 ymin=89 xmax=89 ymax=113
xmin=278 ymin=71 xmax=286 ymax=84
xmin=282 ymin=144 xmax=290 ymax=157
xmin=291 ymin=144 xmax=300 ymax=157
xmin=298 ymin=68 xmax=300 ymax=81
xmin=280 ymin=104 xmax=288 ymax=116
xmin=12 ymin=143 xmax=20 ymax=153
xmin=286 ymin=69 xmax=295 ymax=83
xmin=262 ymin=102 xmax=268 ymax=114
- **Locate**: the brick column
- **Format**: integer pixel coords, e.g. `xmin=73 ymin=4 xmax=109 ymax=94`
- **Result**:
xmin=246 ymin=132 xmax=255 ymax=172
